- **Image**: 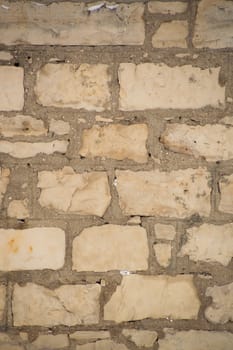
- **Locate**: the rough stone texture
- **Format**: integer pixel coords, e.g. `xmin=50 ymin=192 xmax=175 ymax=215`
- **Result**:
xmin=205 ymin=282 xmax=233 ymax=324
xmin=0 ymin=286 xmax=5 ymax=321
xmin=148 ymin=1 xmax=187 ymax=14
xmin=193 ymin=0 xmax=233 ymax=48
xmin=159 ymin=329 xmax=233 ymax=350
xmin=49 ymin=119 xmax=70 ymax=135
xmin=161 ymin=124 xmax=233 ymax=161
xmin=154 ymin=243 xmax=172 ymax=268
xmin=219 ymin=174 xmax=233 ymax=214
xmin=104 ymin=275 xmax=200 ymax=322
xmin=179 ymin=223 xmax=233 ymax=266
xmin=152 ymin=21 xmax=188 ymax=48
xmin=0 ymin=333 xmax=23 ymax=350
xmin=72 ymin=224 xmax=149 ymax=272
xmin=35 ymin=64 xmax=111 ymax=111
xmin=220 ymin=116 xmax=233 ymax=125
xmin=13 ymin=283 xmax=100 ymax=326
xmin=0 ymin=115 xmax=46 ymax=137
xmin=76 ymin=340 xmax=128 ymax=350
xmin=119 ymin=64 xmax=225 ymax=110
xmin=0 ymin=51 xmax=12 ymax=60
xmin=122 ymin=329 xmax=158 ymax=347
xmin=38 ymin=167 xmax=111 ymax=216
xmin=70 ymin=331 xmax=110 ymax=342
xmin=7 ymin=199 xmax=29 ymax=219
xmin=0 ymin=2 xmax=144 ymax=46
xmin=30 ymin=334 xmax=69 ymax=349
xmin=79 ymin=124 xmax=148 ymax=163
xmin=116 ymin=168 xmax=211 ymax=218
xmin=0 ymin=228 xmax=65 ymax=271
xmin=0 ymin=168 xmax=10 ymax=208
xmin=154 ymin=224 xmax=176 ymax=240
xmin=0 ymin=67 xmax=24 ymax=111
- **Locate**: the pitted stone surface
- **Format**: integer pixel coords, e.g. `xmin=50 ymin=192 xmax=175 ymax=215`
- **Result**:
xmin=0 ymin=115 xmax=46 ymax=137
xmin=0 ymin=67 xmax=24 ymax=111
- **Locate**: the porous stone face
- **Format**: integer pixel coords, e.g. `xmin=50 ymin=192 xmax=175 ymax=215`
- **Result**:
xmin=13 ymin=283 xmax=101 ymax=326
xmin=219 ymin=174 xmax=233 ymax=214
xmin=35 ymin=64 xmax=111 ymax=111
xmin=38 ymin=167 xmax=111 ymax=217
xmin=70 ymin=331 xmax=110 ymax=342
xmin=49 ymin=119 xmax=70 ymax=135
xmin=118 ymin=64 xmax=225 ymax=110
xmin=122 ymin=329 xmax=158 ymax=347
xmin=154 ymin=243 xmax=172 ymax=267
xmin=104 ymin=275 xmax=200 ymax=322
xmin=0 ymin=115 xmax=46 ymax=137
xmin=154 ymin=224 xmax=176 ymax=240
xmin=72 ymin=224 xmax=149 ymax=272
xmin=116 ymin=168 xmax=211 ymax=218
xmin=0 ymin=67 xmax=24 ymax=111
xmin=161 ymin=124 xmax=233 ymax=161
xmin=0 ymin=168 xmax=10 ymax=208
xmin=30 ymin=334 xmax=69 ymax=349
xmin=205 ymin=282 xmax=233 ymax=324
xmin=193 ymin=0 xmax=233 ymax=48
xmin=79 ymin=124 xmax=148 ymax=163
xmin=158 ymin=329 xmax=233 ymax=350
xmin=152 ymin=21 xmax=188 ymax=48
xmin=148 ymin=1 xmax=187 ymax=14
xmin=0 ymin=286 xmax=6 ymax=321
xmin=0 ymin=2 xmax=144 ymax=45
xmin=178 ymin=223 xmax=233 ymax=266
xmin=7 ymin=199 xmax=29 ymax=219
xmin=76 ymin=340 xmax=129 ymax=350
xmin=0 ymin=228 xmax=65 ymax=271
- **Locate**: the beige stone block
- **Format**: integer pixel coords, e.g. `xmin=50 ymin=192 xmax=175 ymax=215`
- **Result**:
xmin=30 ymin=334 xmax=69 ymax=349
xmin=79 ymin=124 xmax=148 ymax=163
xmin=104 ymin=274 xmax=200 ymax=322
xmin=0 ymin=286 xmax=6 ymax=321
xmin=148 ymin=1 xmax=187 ymax=14
xmin=220 ymin=116 xmax=233 ymax=126
xmin=0 ymin=228 xmax=65 ymax=271
xmin=219 ymin=174 xmax=233 ymax=214
xmin=179 ymin=223 xmax=233 ymax=266
xmin=159 ymin=329 xmax=233 ymax=350
xmin=35 ymin=64 xmax=111 ymax=111
xmin=161 ymin=124 xmax=233 ymax=161
xmin=0 ymin=67 xmax=24 ymax=111
xmin=7 ymin=199 xmax=29 ymax=219
xmin=154 ymin=243 xmax=172 ymax=267
xmin=116 ymin=168 xmax=210 ymax=218
xmin=193 ymin=0 xmax=233 ymax=48
xmin=0 ymin=115 xmax=47 ymax=137
xmin=0 ymin=2 xmax=144 ymax=45
xmin=0 ymin=168 xmax=10 ymax=208
xmin=122 ymin=329 xmax=157 ymax=347
xmin=152 ymin=21 xmax=188 ymax=48
xmin=154 ymin=224 xmax=176 ymax=240
xmin=76 ymin=340 xmax=128 ymax=350
xmin=49 ymin=119 xmax=70 ymax=135
xmin=13 ymin=283 xmax=100 ymax=326
xmin=38 ymin=167 xmax=111 ymax=217
xmin=72 ymin=224 xmax=149 ymax=272
xmin=0 ymin=52 xmax=13 ymax=60
xmin=70 ymin=331 xmax=110 ymax=342
xmin=119 ymin=63 xmax=225 ymax=110
xmin=205 ymin=282 xmax=233 ymax=324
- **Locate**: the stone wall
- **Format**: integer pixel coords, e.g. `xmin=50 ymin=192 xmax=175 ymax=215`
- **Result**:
xmin=0 ymin=0 xmax=233 ymax=349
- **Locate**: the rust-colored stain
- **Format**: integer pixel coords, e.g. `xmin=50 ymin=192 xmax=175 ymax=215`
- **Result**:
xmin=29 ymin=245 xmax=33 ymax=253
xmin=8 ymin=238 xmax=19 ymax=253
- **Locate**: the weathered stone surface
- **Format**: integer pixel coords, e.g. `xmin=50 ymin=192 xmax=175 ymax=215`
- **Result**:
xmin=0 ymin=115 xmax=46 ymax=137
xmin=0 ymin=286 xmax=5 ymax=321
xmin=79 ymin=124 xmax=148 ymax=163
xmin=70 ymin=331 xmax=110 ymax=342
xmin=159 ymin=329 xmax=233 ymax=350
xmin=219 ymin=174 xmax=233 ymax=214
xmin=179 ymin=223 xmax=233 ymax=266
xmin=0 ymin=67 xmax=24 ymax=111
xmin=13 ymin=283 xmax=100 ymax=326
xmin=0 ymin=140 xmax=68 ymax=158
xmin=35 ymin=64 xmax=111 ymax=111
xmin=0 ymin=51 xmax=13 ymax=60
xmin=7 ymin=199 xmax=29 ymax=219
xmin=0 ymin=333 xmax=23 ymax=350
xmin=104 ymin=275 xmax=200 ymax=322
xmin=152 ymin=21 xmax=188 ymax=48
xmin=72 ymin=224 xmax=149 ymax=272
xmin=38 ymin=167 xmax=111 ymax=217
xmin=116 ymin=168 xmax=210 ymax=218
xmin=220 ymin=116 xmax=233 ymax=125
xmin=0 ymin=168 xmax=10 ymax=208
xmin=122 ymin=329 xmax=157 ymax=347
xmin=30 ymin=334 xmax=69 ymax=349
xmin=193 ymin=0 xmax=233 ymax=48
xmin=76 ymin=340 xmax=128 ymax=350
xmin=0 ymin=228 xmax=65 ymax=271
xmin=205 ymin=282 xmax=233 ymax=324
xmin=154 ymin=224 xmax=176 ymax=240
xmin=161 ymin=124 xmax=233 ymax=161
xmin=0 ymin=2 xmax=144 ymax=45
xmin=49 ymin=119 xmax=70 ymax=135
xmin=119 ymin=64 xmax=225 ymax=110
xmin=154 ymin=243 xmax=172 ymax=267
xmin=148 ymin=1 xmax=187 ymax=14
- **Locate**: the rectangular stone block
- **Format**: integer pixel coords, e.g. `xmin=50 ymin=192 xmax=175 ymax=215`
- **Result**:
xmin=148 ymin=1 xmax=187 ymax=14
xmin=0 ymin=115 xmax=47 ymax=137
xmin=0 ymin=67 xmax=24 ymax=111
xmin=35 ymin=64 xmax=111 ymax=111
xmin=0 ymin=2 xmax=144 ymax=45
xmin=13 ymin=283 xmax=101 ymax=326
xmin=0 ymin=168 xmax=10 ymax=208
xmin=116 ymin=168 xmax=211 ymax=218
xmin=118 ymin=63 xmax=225 ymax=110
xmin=0 ymin=228 xmax=65 ymax=271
